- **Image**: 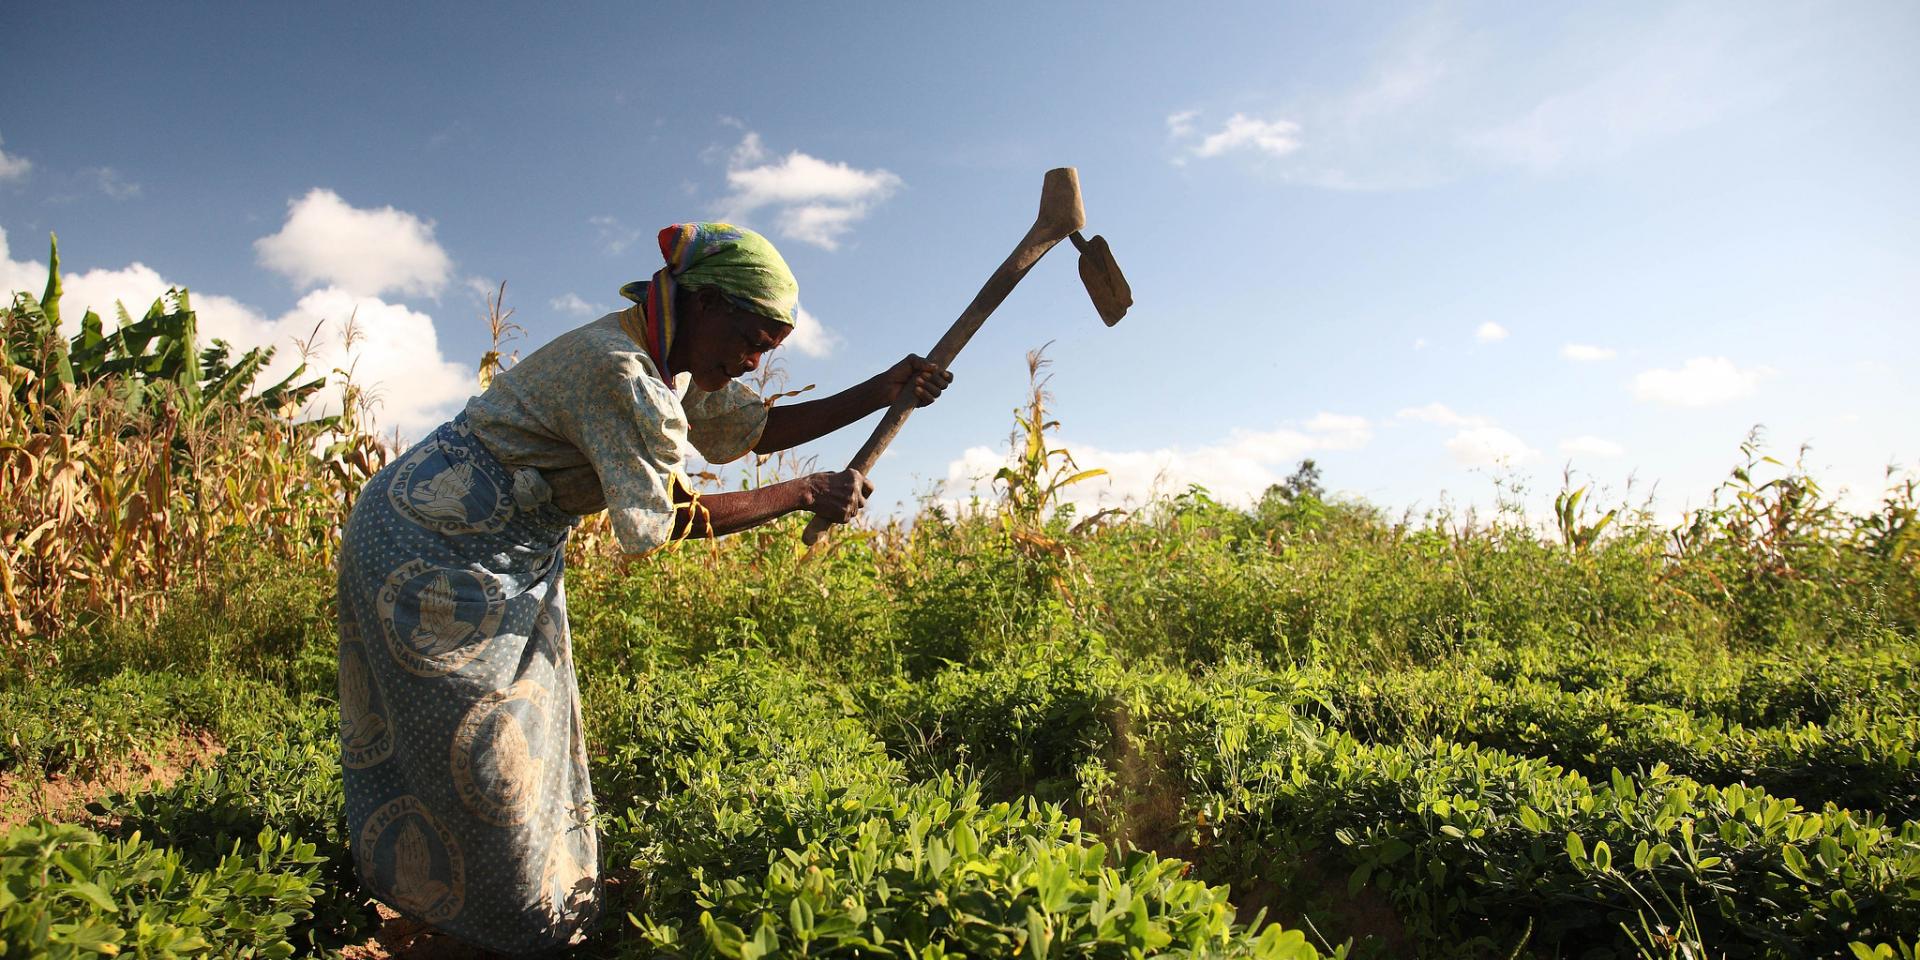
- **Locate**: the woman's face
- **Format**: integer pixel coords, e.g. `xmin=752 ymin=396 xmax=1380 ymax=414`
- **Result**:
xmin=681 ymin=288 xmax=791 ymax=392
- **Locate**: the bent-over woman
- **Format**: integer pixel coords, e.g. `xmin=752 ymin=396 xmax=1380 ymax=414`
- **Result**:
xmin=334 ymin=223 xmax=949 ymax=952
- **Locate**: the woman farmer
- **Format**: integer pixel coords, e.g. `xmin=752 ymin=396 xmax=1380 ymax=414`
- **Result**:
xmin=335 ymin=222 xmax=949 ymax=951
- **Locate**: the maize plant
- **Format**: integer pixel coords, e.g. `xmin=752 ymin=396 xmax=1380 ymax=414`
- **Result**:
xmin=0 ymin=235 xmax=386 ymax=670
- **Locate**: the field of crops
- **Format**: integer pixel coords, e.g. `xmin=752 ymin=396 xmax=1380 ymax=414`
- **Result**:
xmin=4 ymin=256 xmax=1918 ymax=957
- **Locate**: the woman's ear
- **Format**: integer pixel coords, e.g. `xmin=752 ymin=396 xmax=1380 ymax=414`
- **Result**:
xmin=675 ymin=284 xmax=714 ymax=322
xmin=695 ymin=286 xmax=728 ymax=314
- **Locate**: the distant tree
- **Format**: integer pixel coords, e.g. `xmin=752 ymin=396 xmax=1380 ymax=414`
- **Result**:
xmin=1268 ymin=458 xmax=1324 ymax=504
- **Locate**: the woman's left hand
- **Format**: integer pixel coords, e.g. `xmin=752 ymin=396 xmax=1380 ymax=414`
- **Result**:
xmin=877 ymin=354 xmax=954 ymax=409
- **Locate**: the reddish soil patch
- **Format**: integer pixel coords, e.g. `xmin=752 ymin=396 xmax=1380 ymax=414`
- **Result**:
xmin=337 ymin=905 xmax=504 ymax=959
xmin=338 ymin=871 xmax=631 ymax=958
xmin=1227 ymin=852 xmax=1414 ymax=959
xmin=1085 ymin=707 xmax=1410 ymax=957
xmin=1094 ymin=705 xmax=1193 ymax=859
xmin=0 ymin=728 xmax=223 ymax=831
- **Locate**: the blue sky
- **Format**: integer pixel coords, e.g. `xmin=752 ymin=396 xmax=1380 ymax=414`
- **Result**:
xmin=3 ymin=1 xmax=1916 ymax=524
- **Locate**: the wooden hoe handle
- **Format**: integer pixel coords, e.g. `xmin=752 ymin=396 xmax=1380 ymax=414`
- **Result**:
xmin=802 ymin=168 xmax=1087 ymax=546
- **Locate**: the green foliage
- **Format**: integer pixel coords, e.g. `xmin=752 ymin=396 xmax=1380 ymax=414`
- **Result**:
xmin=870 ymin=641 xmax=1122 ymax=798
xmin=0 ymin=670 xmax=274 ymax=781
xmin=1555 ymin=484 xmax=1618 ymax=554
xmin=1308 ymin=649 xmax=1920 ymax=819
xmin=992 ymin=347 xmax=1107 ymax=532
xmin=1189 ymin=711 xmax=1920 ymax=957
xmin=4 ymin=235 xmax=324 ymax=426
xmin=663 ymin=777 xmax=1328 ymax=960
xmin=0 ymin=821 xmax=324 ymax=958
xmin=95 ymin=704 xmax=378 ymax=949
xmin=5 ymin=268 xmax=1920 ymax=957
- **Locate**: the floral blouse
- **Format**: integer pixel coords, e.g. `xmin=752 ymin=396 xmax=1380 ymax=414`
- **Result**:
xmin=463 ymin=309 xmax=767 ymax=554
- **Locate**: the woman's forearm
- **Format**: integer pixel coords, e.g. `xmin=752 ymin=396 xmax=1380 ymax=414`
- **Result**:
xmin=753 ymin=378 xmax=887 ymax=454
xmin=666 ymin=468 xmax=871 ymax=540
xmin=670 ymin=477 xmax=816 ymax=539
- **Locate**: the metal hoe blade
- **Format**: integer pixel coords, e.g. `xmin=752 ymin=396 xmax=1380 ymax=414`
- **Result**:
xmin=1071 ymin=231 xmax=1132 ymax=326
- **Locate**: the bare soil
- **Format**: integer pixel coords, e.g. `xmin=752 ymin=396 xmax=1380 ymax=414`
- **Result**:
xmin=1227 ymin=851 xmax=1414 ymax=959
xmin=0 ymin=728 xmax=223 ymax=831
xmin=337 ymin=905 xmax=504 ymax=959
xmin=1089 ymin=706 xmax=1411 ymax=957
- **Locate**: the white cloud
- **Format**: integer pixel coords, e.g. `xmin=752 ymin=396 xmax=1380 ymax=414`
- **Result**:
xmin=1301 ymin=412 xmax=1373 ymax=449
xmin=255 ymin=188 xmax=453 ymax=298
xmin=550 ymin=292 xmax=596 ymax=317
xmin=942 ymin=413 xmax=1369 ymax=510
xmin=0 ymin=227 xmax=264 ymax=340
xmin=1632 ymin=356 xmax=1770 ymax=407
xmin=1560 ymin=435 xmax=1626 ymax=458
xmin=1562 ymin=343 xmax=1616 ymax=361
xmin=1397 ymin=402 xmax=1485 ymax=428
xmin=0 ymin=227 xmax=48 ymax=296
xmin=1413 ymin=337 xmax=1429 ymax=350
xmin=1198 ymin=5 xmax=1802 ymax=190
xmin=720 ymin=131 xmax=902 ymax=250
xmin=783 ymin=304 xmax=840 ymax=359
xmin=1171 ymin=112 xmax=1304 ymax=161
xmin=1475 ymin=321 xmax=1509 ymax=342
xmin=590 ymin=215 xmax=643 ymax=256
xmin=1446 ymin=425 xmax=1538 ymax=467
xmin=84 ymin=167 xmax=140 ymax=199
xmin=1464 ymin=6 xmax=1782 ymax=174
xmin=266 ymin=288 xmax=474 ymax=437
xmin=3 ymin=224 xmax=472 ymax=439
xmin=1398 ymin=401 xmax=1535 ymax=467
xmin=0 ymin=132 xmax=32 ymax=182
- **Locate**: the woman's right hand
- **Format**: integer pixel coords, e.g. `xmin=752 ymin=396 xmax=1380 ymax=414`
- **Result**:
xmin=805 ymin=469 xmax=874 ymax=523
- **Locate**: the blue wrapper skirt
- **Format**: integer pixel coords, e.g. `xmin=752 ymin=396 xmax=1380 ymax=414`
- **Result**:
xmin=336 ymin=414 xmax=599 ymax=952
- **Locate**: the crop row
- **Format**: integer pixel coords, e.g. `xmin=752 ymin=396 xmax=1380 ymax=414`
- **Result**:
xmin=1314 ymin=663 xmax=1920 ymax=820
xmin=1472 ymin=637 xmax=1918 ymax=728
xmin=0 ymin=821 xmax=327 ymax=957
xmin=9 ymin=637 xmax=1915 ymax=958
xmin=1176 ymin=683 xmax=1920 ymax=958
xmin=0 ymin=671 xmax=277 ymax=780
xmin=3 ymin=701 xmax=376 ymax=956
xmin=874 ymin=646 xmax=1920 ymax=957
xmin=585 ymin=656 xmax=1329 ymax=959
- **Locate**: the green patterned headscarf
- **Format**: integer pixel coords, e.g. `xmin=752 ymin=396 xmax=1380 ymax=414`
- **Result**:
xmin=617 ymin=223 xmax=798 ymax=377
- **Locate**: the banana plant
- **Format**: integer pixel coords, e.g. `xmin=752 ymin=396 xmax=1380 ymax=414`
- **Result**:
xmin=7 ymin=234 xmax=327 ymax=426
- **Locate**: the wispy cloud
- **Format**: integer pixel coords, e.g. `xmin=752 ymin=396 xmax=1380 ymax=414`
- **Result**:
xmin=1562 ymin=343 xmax=1616 ymax=361
xmin=1205 ymin=4 xmax=1804 ymax=189
xmin=784 ymin=305 xmax=841 ymax=359
xmin=1167 ymin=111 xmax=1303 ymax=163
xmin=1462 ymin=6 xmax=1783 ymax=174
xmin=719 ymin=130 xmax=902 ymax=250
xmin=1560 ymin=435 xmax=1626 ymax=458
xmin=0 ymin=132 xmax=31 ymax=182
xmin=589 ymin=215 xmax=643 ymax=256
xmin=1398 ymin=402 xmax=1484 ymax=428
xmin=550 ymin=292 xmax=596 ymax=317
xmin=1632 ymin=356 xmax=1772 ymax=407
xmin=84 ymin=166 xmax=140 ymax=199
xmin=255 ymin=188 xmax=452 ymax=299
xmin=1475 ymin=321 xmax=1509 ymax=342
xmin=1399 ymin=402 xmax=1536 ymax=467
xmin=1446 ymin=425 xmax=1538 ymax=467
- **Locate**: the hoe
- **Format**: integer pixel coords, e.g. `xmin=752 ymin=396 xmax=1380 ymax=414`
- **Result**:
xmin=802 ymin=167 xmax=1132 ymax=545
